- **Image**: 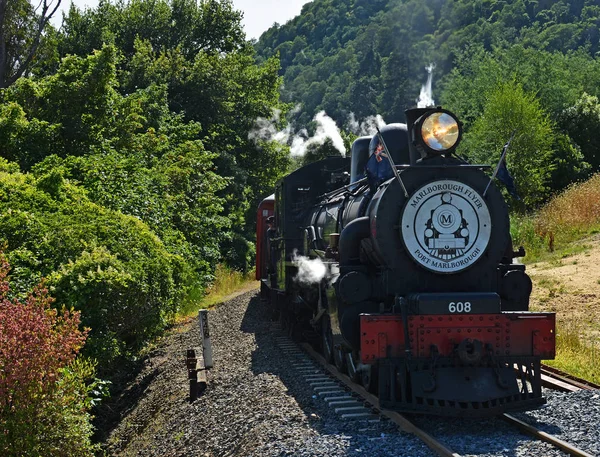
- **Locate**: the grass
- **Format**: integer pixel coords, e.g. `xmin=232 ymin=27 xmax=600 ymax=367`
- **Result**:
xmin=512 ymin=174 xmax=600 ymax=263
xmin=545 ymin=320 xmax=600 ymax=384
xmin=512 ymin=173 xmax=600 ymax=383
xmin=177 ymin=264 xmax=257 ymax=320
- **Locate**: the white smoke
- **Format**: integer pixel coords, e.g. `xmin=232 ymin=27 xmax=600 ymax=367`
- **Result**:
xmin=292 ymin=250 xmax=327 ymax=285
xmin=290 ymin=111 xmax=346 ymax=157
xmin=347 ymin=113 xmax=387 ymax=136
xmin=248 ymin=108 xmax=346 ymax=157
xmin=248 ymin=108 xmax=293 ymax=144
xmin=417 ymin=63 xmax=436 ymax=108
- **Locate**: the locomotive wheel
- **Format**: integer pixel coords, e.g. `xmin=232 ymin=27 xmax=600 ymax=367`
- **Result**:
xmin=321 ymin=316 xmax=334 ymax=363
xmin=361 ymin=363 xmax=378 ymax=394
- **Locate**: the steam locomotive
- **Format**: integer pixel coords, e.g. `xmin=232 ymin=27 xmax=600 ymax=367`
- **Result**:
xmin=256 ymin=107 xmax=555 ymax=417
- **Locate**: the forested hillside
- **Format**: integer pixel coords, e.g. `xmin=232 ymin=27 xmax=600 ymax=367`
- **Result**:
xmin=256 ymin=0 xmax=600 ymax=124
xmin=256 ymin=0 xmax=600 ymax=205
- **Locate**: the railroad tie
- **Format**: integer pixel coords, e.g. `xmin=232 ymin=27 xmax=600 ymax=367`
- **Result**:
xmin=317 ymin=390 xmax=346 ymax=396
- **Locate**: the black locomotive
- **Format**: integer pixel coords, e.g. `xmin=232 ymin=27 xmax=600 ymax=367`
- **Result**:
xmin=256 ymin=107 xmax=555 ymax=417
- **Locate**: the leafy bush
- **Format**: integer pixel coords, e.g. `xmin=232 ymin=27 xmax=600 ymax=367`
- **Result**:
xmin=0 ymin=162 xmax=186 ymax=367
xmin=0 ymin=256 xmax=97 ymax=456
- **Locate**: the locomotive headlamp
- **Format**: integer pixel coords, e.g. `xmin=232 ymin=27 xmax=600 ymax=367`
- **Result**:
xmin=411 ymin=109 xmax=463 ymax=159
xmin=422 ymin=112 xmax=460 ymax=151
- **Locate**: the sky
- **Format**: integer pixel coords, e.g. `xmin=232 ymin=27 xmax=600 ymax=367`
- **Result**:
xmin=53 ymin=0 xmax=311 ymax=39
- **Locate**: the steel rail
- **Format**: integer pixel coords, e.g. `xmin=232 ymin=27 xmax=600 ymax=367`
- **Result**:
xmin=502 ymin=414 xmax=595 ymax=457
xmin=541 ymin=364 xmax=600 ymax=391
xmin=300 ymin=342 xmax=462 ymax=457
xmin=302 ymin=341 xmax=595 ymax=457
xmin=503 ymin=363 xmax=598 ymax=456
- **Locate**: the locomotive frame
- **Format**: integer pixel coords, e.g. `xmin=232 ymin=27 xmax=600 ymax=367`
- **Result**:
xmin=256 ymin=107 xmax=555 ymax=417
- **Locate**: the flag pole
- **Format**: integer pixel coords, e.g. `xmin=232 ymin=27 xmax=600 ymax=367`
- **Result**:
xmin=483 ymin=130 xmax=517 ymax=198
xmin=376 ymin=127 xmax=409 ymax=198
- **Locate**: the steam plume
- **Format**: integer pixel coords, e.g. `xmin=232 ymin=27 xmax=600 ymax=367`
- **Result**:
xmin=417 ymin=64 xmax=436 ymax=108
xmin=290 ymin=111 xmax=345 ymax=157
xmin=347 ymin=113 xmax=387 ymax=136
xmin=249 ymin=108 xmax=346 ymax=157
xmin=292 ymin=250 xmax=327 ymax=285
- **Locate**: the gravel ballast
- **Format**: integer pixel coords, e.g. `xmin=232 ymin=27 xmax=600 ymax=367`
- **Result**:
xmin=103 ymin=291 xmax=600 ymax=456
xmin=104 ymin=291 xmax=433 ymax=456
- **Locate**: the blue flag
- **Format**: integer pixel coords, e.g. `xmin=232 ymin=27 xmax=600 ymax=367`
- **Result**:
xmin=365 ymin=141 xmax=394 ymax=190
xmin=497 ymin=157 xmax=520 ymax=200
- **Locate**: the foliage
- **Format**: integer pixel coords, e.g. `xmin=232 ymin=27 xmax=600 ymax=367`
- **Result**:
xmin=440 ymin=45 xmax=600 ymax=130
xmin=463 ymin=81 xmax=558 ymax=206
xmin=0 ymin=2 xmax=289 ymax=448
xmin=0 ymin=164 xmax=186 ymax=367
xmin=52 ymin=0 xmax=289 ymax=271
xmin=256 ymin=0 xmax=600 ymax=129
xmin=178 ymin=263 xmax=256 ymax=318
xmin=0 ymin=255 xmax=98 ymax=456
xmin=0 ymin=0 xmax=289 ymax=375
xmin=560 ymin=92 xmax=600 ymax=169
xmin=254 ymin=0 xmax=600 ymax=201
xmin=439 ymin=45 xmax=596 ymax=203
xmin=0 ymin=0 xmax=61 ymax=88
xmin=302 ymin=138 xmax=344 ymax=165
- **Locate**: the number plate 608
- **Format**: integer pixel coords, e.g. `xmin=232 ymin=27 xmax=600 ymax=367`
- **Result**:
xmin=448 ymin=302 xmax=472 ymax=313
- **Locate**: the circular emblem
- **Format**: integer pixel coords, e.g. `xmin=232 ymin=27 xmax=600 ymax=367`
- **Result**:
xmin=401 ymin=180 xmax=491 ymax=273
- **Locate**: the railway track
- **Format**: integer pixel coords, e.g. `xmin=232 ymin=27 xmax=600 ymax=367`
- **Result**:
xmin=276 ymin=333 xmax=598 ymax=457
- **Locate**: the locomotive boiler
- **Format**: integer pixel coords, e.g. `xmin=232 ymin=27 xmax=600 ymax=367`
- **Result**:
xmin=256 ymin=107 xmax=555 ymax=417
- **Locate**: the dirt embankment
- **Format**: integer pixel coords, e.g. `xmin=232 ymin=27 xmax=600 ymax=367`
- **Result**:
xmin=527 ymin=237 xmax=600 ymax=337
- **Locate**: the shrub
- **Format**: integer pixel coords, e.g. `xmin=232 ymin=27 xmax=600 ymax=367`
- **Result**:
xmin=0 ymin=165 xmax=187 ymax=368
xmin=536 ymin=174 xmax=600 ymax=237
xmin=0 ymin=256 xmax=97 ymax=456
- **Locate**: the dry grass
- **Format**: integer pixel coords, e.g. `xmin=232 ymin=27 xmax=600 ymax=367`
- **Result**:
xmin=537 ymin=174 xmax=600 ymax=241
xmin=545 ymin=319 xmax=600 ymax=383
xmin=512 ymin=174 xmax=600 ymax=262
xmin=517 ymin=173 xmax=600 ymax=383
xmin=177 ymin=264 xmax=257 ymax=320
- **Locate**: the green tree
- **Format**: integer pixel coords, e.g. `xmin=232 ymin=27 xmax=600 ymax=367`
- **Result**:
xmin=302 ymin=138 xmax=343 ymax=165
xmin=0 ymin=0 xmax=60 ymax=88
xmin=561 ymin=92 xmax=600 ymax=169
xmin=379 ymin=49 xmax=411 ymax=123
xmin=55 ymin=0 xmax=288 ymax=271
xmin=464 ymin=81 xmax=556 ymax=207
xmin=0 ymin=44 xmax=229 ymax=309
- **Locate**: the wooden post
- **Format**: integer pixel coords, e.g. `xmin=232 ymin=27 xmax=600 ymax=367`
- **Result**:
xmin=186 ymin=348 xmax=207 ymax=402
xmin=198 ymin=310 xmax=214 ymax=368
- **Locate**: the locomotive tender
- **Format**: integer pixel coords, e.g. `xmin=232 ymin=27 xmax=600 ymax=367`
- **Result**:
xmin=256 ymin=107 xmax=555 ymax=417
